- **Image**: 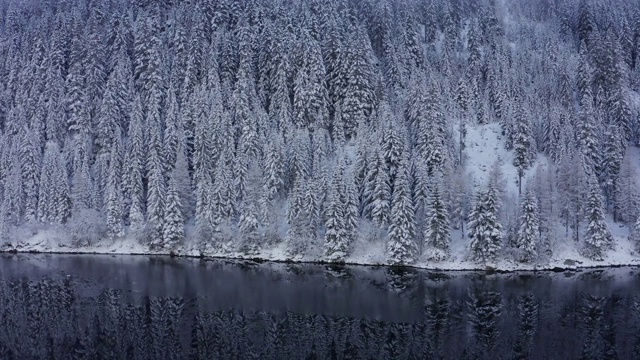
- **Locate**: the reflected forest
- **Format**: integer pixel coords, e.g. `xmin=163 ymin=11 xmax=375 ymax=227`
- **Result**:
xmin=1 ymin=259 xmax=640 ymax=359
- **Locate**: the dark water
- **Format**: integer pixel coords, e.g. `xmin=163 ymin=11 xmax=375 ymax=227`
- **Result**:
xmin=0 ymin=255 xmax=639 ymax=360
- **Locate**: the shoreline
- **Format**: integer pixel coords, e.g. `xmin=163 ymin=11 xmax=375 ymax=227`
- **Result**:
xmin=2 ymin=246 xmax=639 ymax=273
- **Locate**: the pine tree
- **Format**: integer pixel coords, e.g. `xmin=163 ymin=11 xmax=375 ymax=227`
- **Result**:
xmin=123 ymin=95 xmax=146 ymax=229
xmin=368 ymin=149 xmax=391 ymax=226
xmin=324 ymin=169 xmax=347 ymax=261
xmin=20 ymin=129 xmax=40 ymax=222
xmin=577 ymin=69 xmax=601 ymax=178
xmin=106 ymin=149 xmax=124 ymax=240
xmin=293 ymin=30 xmax=328 ymax=130
xmin=146 ymin=127 xmax=165 ymax=247
xmin=341 ymin=169 xmax=359 ymax=246
xmin=38 ymin=142 xmax=64 ymax=224
xmin=387 ymin=160 xmax=417 ymax=265
xmin=468 ymin=183 xmax=503 ymax=263
xmin=512 ymin=100 xmax=534 ymax=195
xmin=239 ymin=161 xmax=262 ymax=254
xmin=516 ymin=188 xmax=539 ymax=263
xmin=424 ymin=177 xmax=451 ymax=261
xmin=614 ymin=148 xmax=639 ymax=225
xmin=162 ymin=172 xmax=185 ymax=250
xmin=601 ymin=124 xmax=625 ymax=217
xmin=583 ymin=175 xmax=613 ymax=261
xmin=450 ymin=166 xmax=470 ymax=236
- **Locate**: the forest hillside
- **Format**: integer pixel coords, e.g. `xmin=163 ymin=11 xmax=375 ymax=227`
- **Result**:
xmin=1 ymin=0 xmax=640 ymax=269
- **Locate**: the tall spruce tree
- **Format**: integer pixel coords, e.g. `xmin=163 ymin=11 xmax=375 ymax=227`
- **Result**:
xmin=516 ymin=188 xmax=539 ymax=263
xmin=424 ymin=176 xmax=451 ymax=261
xmin=387 ymin=159 xmax=417 ymax=264
xmin=468 ymin=183 xmax=503 ymax=263
xmin=583 ymin=175 xmax=613 ymax=261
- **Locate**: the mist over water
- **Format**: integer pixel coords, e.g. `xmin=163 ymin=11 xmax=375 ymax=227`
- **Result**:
xmin=1 ymin=254 xmax=639 ymax=359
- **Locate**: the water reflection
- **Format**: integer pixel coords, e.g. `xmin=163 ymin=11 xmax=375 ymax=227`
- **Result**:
xmin=0 ymin=255 xmax=639 ymax=359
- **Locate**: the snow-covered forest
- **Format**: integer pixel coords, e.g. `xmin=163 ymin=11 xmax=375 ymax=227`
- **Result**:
xmin=1 ymin=0 xmax=640 ymax=267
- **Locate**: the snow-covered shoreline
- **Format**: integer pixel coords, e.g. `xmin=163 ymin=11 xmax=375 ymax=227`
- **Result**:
xmin=3 ymin=232 xmax=638 ymax=273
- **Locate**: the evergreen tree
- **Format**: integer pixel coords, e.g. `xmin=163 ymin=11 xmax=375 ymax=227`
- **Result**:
xmin=146 ymin=126 xmax=165 ymax=246
xmin=162 ymin=172 xmax=185 ymax=250
xmin=577 ymin=71 xmax=601 ymax=178
xmin=324 ymin=168 xmax=347 ymax=261
xmin=516 ymin=188 xmax=539 ymax=263
xmin=424 ymin=177 xmax=451 ymax=261
xmin=20 ymin=129 xmax=40 ymax=222
xmin=601 ymin=124 xmax=625 ymax=217
xmin=293 ymin=30 xmax=328 ymax=130
xmin=512 ymin=100 xmax=534 ymax=195
xmin=468 ymin=183 xmax=503 ymax=263
xmin=367 ymin=149 xmax=391 ymax=226
xmin=614 ymin=148 xmax=639 ymax=225
xmin=387 ymin=160 xmax=417 ymax=265
xmin=583 ymin=175 xmax=613 ymax=261
xmin=38 ymin=142 xmax=67 ymax=224
xmin=106 ymin=149 xmax=124 ymax=240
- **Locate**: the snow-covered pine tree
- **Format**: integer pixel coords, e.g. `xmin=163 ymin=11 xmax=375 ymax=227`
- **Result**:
xmin=105 ymin=149 xmax=124 ymax=240
xmin=582 ymin=175 xmax=613 ymax=261
xmin=146 ymin=125 xmax=166 ymax=247
xmin=381 ymin=122 xmax=405 ymax=189
xmin=512 ymin=99 xmax=534 ymax=195
xmin=20 ymin=128 xmax=40 ymax=222
xmin=387 ymin=159 xmax=417 ymax=265
xmin=293 ymin=30 xmax=328 ymax=131
xmin=324 ymin=168 xmax=347 ymax=261
xmin=532 ymin=165 xmax=554 ymax=259
xmin=601 ymin=124 xmax=624 ymax=217
xmin=173 ymin=148 xmax=193 ymax=221
xmin=341 ymin=167 xmax=359 ymax=245
xmin=194 ymin=172 xmax=213 ymax=244
xmin=515 ymin=188 xmax=539 ymax=263
xmin=4 ymin=142 xmax=24 ymax=226
xmin=239 ymin=161 xmax=261 ymax=254
xmin=368 ymin=149 xmax=391 ymax=226
xmin=70 ymin=135 xmax=94 ymax=214
xmin=450 ymin=168 xmax=470 ymax=234
xmin=162 ymin=172 xmax=185 ymax=251
xmin=37 ymin=141 xmax=63 ymax=224
xmin=52 ymin=146 xmax=70 ymax=225
xmin=468 ymin=183 xmax=503 ymax=263
xmin=577 ymin=74 xmax=601 ymax=178
xmin=424 ymin=176 xmax=451 ymax=261
xmin=263 ymin=132 xmax=285 ymax=200
xmin=123 ymin=94 xmax=146 ymax=230
xmin=614 ymin=148 xmax=639 ymax=226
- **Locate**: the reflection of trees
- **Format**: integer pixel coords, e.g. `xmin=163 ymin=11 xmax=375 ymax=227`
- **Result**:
xmin=1 ymin=276 xmax=640 ymax=359
xmin=579 ymin=294 xmax=606 ymax=360
xmin=425 ymin=288 xmax=451 ymax=359
xmin=512 ymin=293 xmax=539 ymax=360
xmin=386 ymin=267 xmax=420 ymax=296
xmin=466 ymin=289 xmax=503 ymax=359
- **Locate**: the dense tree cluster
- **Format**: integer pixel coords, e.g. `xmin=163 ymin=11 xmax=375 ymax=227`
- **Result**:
xmin=0 ymin=0 xmax=639 ymax=263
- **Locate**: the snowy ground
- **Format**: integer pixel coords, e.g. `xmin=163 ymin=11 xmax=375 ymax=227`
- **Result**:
xmin=1 ymin=227 xmax=638 ymax=272
xmin=5 ymin=228 xmax=636 ymax=272
xmin=2 ymin=123 xmax=639 ymax=271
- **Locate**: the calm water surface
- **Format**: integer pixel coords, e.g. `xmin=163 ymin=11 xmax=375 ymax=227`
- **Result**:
xmin=0 ymin=254 xmax=639 ymax=359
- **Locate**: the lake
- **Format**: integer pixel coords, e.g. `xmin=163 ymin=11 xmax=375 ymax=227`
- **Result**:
xmin=0 ymin=254 xmax=639 ymax=359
